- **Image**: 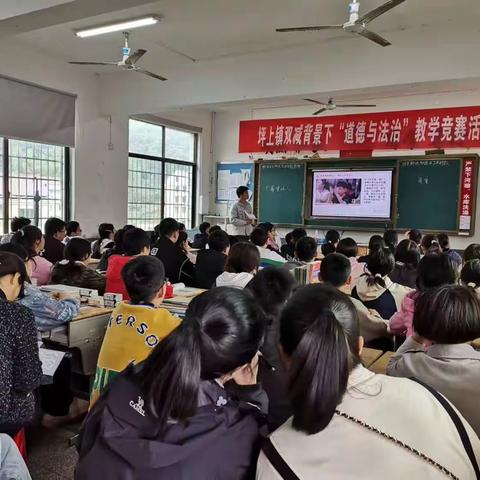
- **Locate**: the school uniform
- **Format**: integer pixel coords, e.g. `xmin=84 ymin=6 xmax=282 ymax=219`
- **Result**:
xmin=77 ymin=370 xmax=267 ymax=479
xmin=280 ymin=244 xmax=295 ymax=260
xmin=195 ymin=250 xmax=227 ymax=289
xmin=444 ymin=249 xmax=463 ymax=269
xmin=349 ymin=296 xmax=389 ymax=343
xmin=42 ymin=236 xmax=65 ymax=264
xmin=389 ymin=290 xmax=417 ymax=337
xmin=388 ymin=337 xmax=480 ymax=438
xmin=192 ymin=232 xmax=208 ymax=250
xmin=150 ymin=237 xmax=190 ymax=284
xmin=52 ymin=260 xmax=106 ymax=295
xmin=257 ymin=365 xmax=480 ymax=480
xmin=351 ymin=275 xmax=412 ymax=320
xmin=215 ymin=271 xmax=254 ymax=289
xmin=91 ymin=238 xmax=114 ymax=259
xmin=257 ymin=246 xmax=287 ymax=268
xmin=105 ymin=255 xmax=135 ymax=300
xmin=230 ymin=200 xmax=254 ymax=236
xmin=90 ymin=302 xmax=180 ymax=405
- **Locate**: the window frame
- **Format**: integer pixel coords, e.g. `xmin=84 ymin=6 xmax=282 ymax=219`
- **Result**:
xmin=128 ymin=121 xmax=198 ymax=229
xmin=1 ymin=137 xmax=71 ymax=233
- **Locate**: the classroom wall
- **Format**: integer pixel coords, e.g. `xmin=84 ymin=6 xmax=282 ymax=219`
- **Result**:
xmin=210 ymin=89 xmax=480 ymax=249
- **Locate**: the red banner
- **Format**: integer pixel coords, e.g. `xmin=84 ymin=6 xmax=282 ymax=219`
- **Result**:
xmin=459 ymin=158 xmax=475 ymax=231
xmin=239 ymin=106 xmax=480 ymax=153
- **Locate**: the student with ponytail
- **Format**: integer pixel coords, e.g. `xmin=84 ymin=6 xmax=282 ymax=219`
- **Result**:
xmin=420 ymin=234 xmax=442 ymax=255
xmin=257 ymin=284 xmax=480 ymax=480
xmin=76 ymin=287 xmax=267 ymax=479
xmin=461 ymin=259 xmax=480 ymax=294
xmin=351 ymin=247 xmax=412 ymax=320
xmin=11 ymin=225 xmax=52 ymax=285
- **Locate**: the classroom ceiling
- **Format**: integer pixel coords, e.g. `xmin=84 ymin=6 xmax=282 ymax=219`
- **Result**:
xmin=7 ymin=0 xmax=480 ymax=76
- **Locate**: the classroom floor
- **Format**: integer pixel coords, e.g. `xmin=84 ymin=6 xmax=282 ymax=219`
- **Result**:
xmin=27 ymin=423 xmax=80 ymax=480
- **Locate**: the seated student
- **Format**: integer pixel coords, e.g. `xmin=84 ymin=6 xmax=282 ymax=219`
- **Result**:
xmin=461 ymin=259 xmax=480 ymax=295
xmin=97 ymin=225 xmax=134 ymax=272
xmin=195 ymin=230 xmax=230 ymax=289
xmin=173 ymin=231 xmax=196 ymax=286
xmin=0 ymin=252 xmax=42 ymax=437
xmin=250 ymin=227 xmax=286 ymax=267
xmin=280 ymin=232 xmax=292 ymax=258
xmin=0 ymin=434 xmax=32 ymax=479
xmin=246 ymin=267 xmax=296 ymax=431
xmin=357 ymin=234 xmax=385 ymax=263
xmin=106 ymin=228 xmax=150 ymax=300
xmin=320 ymin=253 xmax=388 ymax=343
xmin=91 ymin=223 xmax=115 ymax=259
xmin=77 ymin=288 xmax=267 ymax=479
xmin=351 ymin=248 xmax=412 ymax=320
xmin=43 ymin=217 xmax=67 ymax=264
xmin=389 ymin=253 xmax=457 ymax=338
xmin=257 ymin=284 xmax=480 ymax=480
xmin=216 ymin=242 xmax=260 ymax=289
xmin=11 ymin=225 xmax=52 ymax=286
xmin=1 ymin=217 xmax=31 ymax=245
xmin=464 ymin=243 xmax=480 ymax=263
xmin=383 ymin=229 xmax=398 ymax=255
xmin=438 ymin=233 xmax=462 ymax=269
xmin=63 ymin=221 xmax=82 ymax=244
xmin=91 ymin=256 xmax=180 ymax=404
xmin=258 ymin=222 xmax=280 ymax=252
xmin=388 ymin=285 xmax=480 ymax=438
xmin=407 ymin=228 xmax=422 ymax=246
xmin=192 ymin=222 xmax=210 ymax=249
xmin=286 ymin=236 xmax=318 ymax=268
xmin=280 ymin=228 xmax=306 ymax=260
xmin=390 ymin=239 xmax=420 ymax=289
xmin=336 ymin=237 xmax=364 ymax=283
xmin=420 ymin=234 xmax=441 ymax=255
xmin=51 ymin=238 xmax=106 ymax=295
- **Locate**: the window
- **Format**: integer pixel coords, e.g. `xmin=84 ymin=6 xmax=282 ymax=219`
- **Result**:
xmin=0 ymin=138 xmax=70 ymax=234
xmin=128 ymin=120 xmax=197 ymax=230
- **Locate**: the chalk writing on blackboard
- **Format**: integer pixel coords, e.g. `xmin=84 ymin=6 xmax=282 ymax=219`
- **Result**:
xmin=265 ymin=185 xmax=292 ymax=193
xmin=402 ymin=160 xmax=450 ymax=167
xmin=262 ymin=164 xmax=302 ymax=170
xmin=418 ymin=177 xmax=429 ymax=185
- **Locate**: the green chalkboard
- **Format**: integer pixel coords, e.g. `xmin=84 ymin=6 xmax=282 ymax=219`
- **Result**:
xmin=396 ymin=159 xmax=460 ymax=231
xmin=257 ymin=162 xmax=305 ymax=225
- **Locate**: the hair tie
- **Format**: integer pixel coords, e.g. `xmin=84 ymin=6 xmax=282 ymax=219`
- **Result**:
xmin=467 ymin=282 xmax=478 ymax=289
xmin=375 ymin=273 xmax=383 ymax=278
xmin=431 ymin=240 xmax=438 ymax=245
xmin=19 ymin=229 xmax=24 ymax=237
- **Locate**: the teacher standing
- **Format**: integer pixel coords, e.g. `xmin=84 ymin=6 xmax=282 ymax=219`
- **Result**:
xmin=231 ymin=186 xmax=256 ymax=237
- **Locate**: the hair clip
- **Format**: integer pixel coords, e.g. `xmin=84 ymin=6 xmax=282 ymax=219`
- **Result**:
xmin=375 ymin=273 xmax=383 ymax=278
xmin=467 ymin=282 xmax=477 ymax=289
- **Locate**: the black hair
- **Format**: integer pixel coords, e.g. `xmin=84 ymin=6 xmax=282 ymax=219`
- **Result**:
xmin=416 ymin=253 xmax=457 ymax=292
xmin=464 ymin=244 xmax=480 ymax=263
xmin=320 ymin=253 xmax=352 ymax=288
xmin=236 ymin=186 xmax=249 ymax=198
xmin=175 ymin=231 xmax=189 ymax=250
xmin=250 ymin=227 xmax=268 ymax=247
xmin=414 ymin=285 xmax=480 ymax=344
xmin=258 ymin=222 xmax=274 ymax=234
xmin=225 ymin=242 xmax=260 ymax=274
xmin=368 ymin=235 xmax=385 ymax=254
xmin=365 ymin=248 xmax=395 ymax=288
xmin=336 ymin=238 xmax=358 ymax=258
xmin=336 ymin=180 xmax=349 ymax=189
xmin=98 ymin=223 xmax=115 ymax=240
xmin=159 ymin=218 xmax=180 ymax=238
xmin=64 ymin=237 xmax=91 ymax=263
xmin=44 ymin=217 xmax=66 ymax=237
xmin=295 ymin=236 xmax=317 ymax=262
xmin=408 ymin=229 xmax=422 ymax=245
xmin=0 ymin=243 xmax=28 ymax=261
xmin=134 ymin=287 xmax=265 ymax=431
xmin=285 ymin=232 xmax=292 ymax=245
xmin=199 ymin=222 xmax=211 ymax=234
xmin=0 ymin=251 xmax=28 ymax=298
xmin=208 ymin=225 xmax=222 ymax=235
xmin=383 ymin=230 xmax=398 ymax=254
xmin=66 ymin=221 xmax=80 ymax=236
xmin=394 ymin=239 xmax=420 ymax=269
xmin=122 ymin=228 xmax=151 ymax=256
xmin=246 ymin=267 xmax=296 ymax=322
xmin=325 ymin=230 xmax=340 ymax=245
xmin=10 ymin=217 xmax=31 ymax=233
xmin=421 ymin=234 xmax=441 ymax=255
xmin=11 ymin=225 xmax=43 ymax=259
xmin=208 ymin=230 xmax=230 ymax=253
xmin=122 ymin=256 xmax=166 ymax=304
xmin=461 ymin=259 xmax=480 ymax=290
xmin=321 ymin=243 xmax=336 ymax=257
xmin=437 ymin=233 xmax=451 ymax=252
xmin=291 ymin=228 xmax=307 ymax=243
xmin=280 ymin=284 xmax=360 ymax=435
xmin=178 ymin=223 xmax=186 ymax=232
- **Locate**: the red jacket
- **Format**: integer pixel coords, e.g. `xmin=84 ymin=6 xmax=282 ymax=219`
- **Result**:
xmin=105 ymin=255 xmax=134 ymax=300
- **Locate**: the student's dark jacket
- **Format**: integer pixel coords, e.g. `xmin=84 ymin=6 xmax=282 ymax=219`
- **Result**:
xmin=43 ymin=236 xmax=65 ymax=264
xmin=150 ymin=237 xmax=195 ymax=286
xmin=280 ymin=244 xmax=294 ymax=260
xmin=51 ymin=261 xmax=106 ymax=295
xmin=75 ymin=370 xmax=267 ymax=480
xmin=195 ymin=250 xmax=227 ymax=289
xmin=192 ymin=233 xmax=208 ymax=250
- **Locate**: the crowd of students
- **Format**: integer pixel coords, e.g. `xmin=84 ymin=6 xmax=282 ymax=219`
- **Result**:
xmin=1 ymin=213 xmax=480 ymax=479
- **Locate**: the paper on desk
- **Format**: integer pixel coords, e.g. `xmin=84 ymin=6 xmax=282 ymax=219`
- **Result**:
xmin=39 ymin=347 xmax=65 ymax=377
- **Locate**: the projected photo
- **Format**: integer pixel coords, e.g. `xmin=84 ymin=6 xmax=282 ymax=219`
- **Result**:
xmin=315 ymin=178 xmax=362 ymax=205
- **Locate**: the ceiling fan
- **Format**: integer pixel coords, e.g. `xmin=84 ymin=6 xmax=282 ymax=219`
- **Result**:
xmin=305 ymin=97 xmax=377 ymax=115
xmin=69 ymin=32 xmax=167 ymax=81
xmin=276 ymin=0 xmax=406 ymax=47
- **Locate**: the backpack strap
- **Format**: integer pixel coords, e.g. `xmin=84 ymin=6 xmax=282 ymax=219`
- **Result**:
xmin=261 ymin=437 xmax=300 ymax=480
xmin=411 ymin=378 xmax=480 ymax=480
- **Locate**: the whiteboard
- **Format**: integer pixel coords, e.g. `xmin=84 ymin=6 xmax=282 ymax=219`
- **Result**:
xmin=216 ymin=163 xmax=255 ymax=203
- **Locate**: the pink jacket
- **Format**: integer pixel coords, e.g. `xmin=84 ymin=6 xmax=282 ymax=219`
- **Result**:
xmin=31 ymin=255 xmax=53 ymax=286
xmin=389 ymin=290 xmax=417 ymax=337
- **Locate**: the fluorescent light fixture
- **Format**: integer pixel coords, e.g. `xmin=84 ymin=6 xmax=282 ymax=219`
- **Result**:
xmin=75 ymin=16 xmax=160 ymax=38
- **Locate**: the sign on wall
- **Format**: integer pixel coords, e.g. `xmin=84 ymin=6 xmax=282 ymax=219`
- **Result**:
xmin=239 ymin=106 xmax=480 ymax=153
xmin=216 ymin=163 xmax=254 ymax=203
xmin=460 ymin=158 xmax=475 ymax=232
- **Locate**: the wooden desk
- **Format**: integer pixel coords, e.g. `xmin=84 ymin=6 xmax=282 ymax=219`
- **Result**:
xmin=360 ymin=347 xmax=384 ymax=368
xmin=369 ymin=351 xmax=395 ymax=375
